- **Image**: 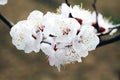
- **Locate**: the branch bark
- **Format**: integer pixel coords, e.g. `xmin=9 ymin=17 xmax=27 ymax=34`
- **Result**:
xmin=97 ymin=34 xmax=120 ymax=47
xmin=0 ymin=13 xmax=13 ymax=28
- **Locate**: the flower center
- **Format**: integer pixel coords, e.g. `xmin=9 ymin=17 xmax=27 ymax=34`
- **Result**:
xmin=39 ymin=25 xmax=45 ymax=32
xmin=63 ymin=28 xmax=71 ymax=35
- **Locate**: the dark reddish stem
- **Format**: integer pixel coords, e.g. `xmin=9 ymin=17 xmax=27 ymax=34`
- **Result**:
xmin=92 ymin=0 xmax=101 ymax=32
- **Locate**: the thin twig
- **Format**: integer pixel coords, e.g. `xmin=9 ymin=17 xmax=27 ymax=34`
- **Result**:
xmin=65 ymin=0 xmax=70 ymax=7
xmin=92 ymin=0 xmax=101 ymax=32
xmin=98 ymin=24 xmax=120 ymax=36
xmin=92 ymin=0 xmax=120 ymax=47
xmin=0 ymin=13 xmax=14 ymax=28
xmin=65 ymin=0 xmax=73 ymax=18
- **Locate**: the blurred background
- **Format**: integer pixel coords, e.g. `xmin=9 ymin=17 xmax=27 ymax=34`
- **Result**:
xmin=0 ymin=0 xmax=120 ymax=80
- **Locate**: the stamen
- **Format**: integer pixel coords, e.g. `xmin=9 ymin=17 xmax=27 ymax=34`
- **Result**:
xmin=63 ymin=28 xmax=71 ymax=35
xmin=36 ymin=30 xmax=40 ymax=33
xmin=65 ymin=44 xmax=72 ymax=48
xmin=39 ymin=25 xmax=45 ymax=32
xmin=49 ymin=34 xmax=56 ymax=37
xmin=53 ymin=44 xmax=58 ymax=51
xmin=32 ymin=35 xmax=37 ymax=40
xmin=76 ymin=29 xmax=80 ymax=35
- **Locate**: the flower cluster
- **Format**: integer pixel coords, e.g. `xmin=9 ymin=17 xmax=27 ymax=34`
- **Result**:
xmin=0 ymin=0 xmax=8 ymax=5
xmin=10 ymin=3 xmax=118 ymax=71
xmin=58 ymin=3 xmax=118 ymax=35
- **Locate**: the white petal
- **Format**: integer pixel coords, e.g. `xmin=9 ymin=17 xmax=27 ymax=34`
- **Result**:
xmin=72 ymin=36 xmax=88 ymax=57
xmin=42 ymin=12 xmax=62 ymax=37
xmin=78 ymin=25 xmax=100 ymax=51
xmin=109 ymin=29 xmax=117 ymax=35
xmin=41 ymin=43 xmax=55 ymax=57
xmin=72 ymin=5 xmax=92 ymax=24
xmin=0 ymin=0 xmax=7 ymax=5
xmin=57 ymin=3 xmax=72 ymax=17
xmin=27 ymin=10 xmax=43 ymax=27
xmin=41 ymin=43 xmax=57 ymax=66
xmin=55 ymin=47 xmax=82 ymax=66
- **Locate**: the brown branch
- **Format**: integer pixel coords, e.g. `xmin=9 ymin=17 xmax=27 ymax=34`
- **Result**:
xmin=97 ymin=34 xmax=120 ymax=47
xmin=0 ymin=13 xmax=14 ymax=28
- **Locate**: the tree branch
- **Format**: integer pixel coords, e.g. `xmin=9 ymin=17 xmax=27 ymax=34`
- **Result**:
xmin=0 ymin=13 xmax=14 ymax=28
xmin=98 ymin=24 xmax=120 ymax=36
xmin=97 ymin=34 xmax=120 ymax=47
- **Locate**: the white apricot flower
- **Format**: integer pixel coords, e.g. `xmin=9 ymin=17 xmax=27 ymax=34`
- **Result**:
xmin=71 ymin=5 xmax=93 ymax=25
xmin=92 ymin=12 xmax=120 ymax=35
xmin=58 ymin=3 xmax=120 ymax=35
xmin=58 ymin=3 xmax=93 ymax=25
xmin=10 ymin=10 xmax=44 ymax=53
xmin=10 ymin=8 xmax=100 ymax=71
xmin=42 ymin=12 xmax=80 ymax=42
xmin=10 ymin=20 xmax=42 ymax=53
xmin=40 ymin=12 xmax=85 ymax=71
xmin=41 ymin=42 xmax=83 ymax=72
xmin=0 ymin=0 xmax=7 ymax=5
xmin=77 ymin=25 xmax=100 ymax=51
xmin=54 ymin=46 xmax=82 ymax=71
xmin=54 ymin=27 xmax=99 ymax=70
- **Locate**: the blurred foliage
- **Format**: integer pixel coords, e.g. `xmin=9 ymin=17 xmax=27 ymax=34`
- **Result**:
xmin=0 ymin=0 xmax=120 ymax=80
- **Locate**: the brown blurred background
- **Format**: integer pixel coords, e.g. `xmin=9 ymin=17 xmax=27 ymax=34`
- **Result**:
xmin=0 ymin=0 xmax=120 ymax=80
